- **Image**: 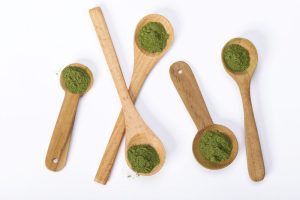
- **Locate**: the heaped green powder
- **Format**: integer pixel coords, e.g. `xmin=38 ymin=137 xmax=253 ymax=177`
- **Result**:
xmin=223 ymin=44 xmax=250 ymax=72
xmin=62 ymin=66 xmax=91 ymax=94
xmin=127 ymin=144 xmax=160 ymax=174
xmin=138 ymin=22 xmax=169 ymax=53
xmin=199 ymin=130 xmax=232 ymax=163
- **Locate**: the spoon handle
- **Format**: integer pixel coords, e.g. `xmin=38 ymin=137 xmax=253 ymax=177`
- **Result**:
xmin=90 ymin=7 xmax=144 ymax=132
xmin=90 ymin=7 xmax=137 ymax=184
xmin=170 ymin=61 xmax=213 ymax=130
xmin=45 ymin=92 xmax=80 ymax=171
xmin=239 ymin=82 xmax=265 ymax=181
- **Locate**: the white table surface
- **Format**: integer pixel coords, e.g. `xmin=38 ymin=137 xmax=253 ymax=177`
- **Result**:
xmin=0 ymin=0 xmax=299 ymax=199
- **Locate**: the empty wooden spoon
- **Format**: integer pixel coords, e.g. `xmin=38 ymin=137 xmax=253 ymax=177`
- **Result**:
xmin=89 ymin=7 xmax=173 ymax=183
xmin=170 ymin=61 xmax=238 ymax=169
xmin=92 ymin=7 xmax=165 ymax=175
xmin=45 ymin=63 xmax=93 ymax=171
xmin=222 ymin=38 xmax=265 ymax=181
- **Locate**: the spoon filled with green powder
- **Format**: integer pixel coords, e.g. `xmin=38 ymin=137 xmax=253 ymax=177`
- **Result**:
xmin=170 ymin=61 xmax=238 ymax=169
xmin=94 ymin=12 xmax=166 ymax=176
xmin=137 ymin=21 xmax=169 ymax=53
xmin=90 ymin=9 xmax=173 ymax=183
xmin=222 ymin=38 xmax=265 ymax=181
xmin=45 ymin=63 xmax=93 ymax=171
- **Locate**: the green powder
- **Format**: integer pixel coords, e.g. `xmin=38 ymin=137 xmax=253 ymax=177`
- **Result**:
xmin=199 ymin=130 xmax=232 ymax=163
xmin=62 ymin=66 xmax=91 ymax=94
xmin=138 ymin=22 xmax=169 ymax=53
xmin=127 ymin=144 xmax=160 ymax=174
xmin=223 ymin=44 xmax=250 ymax=72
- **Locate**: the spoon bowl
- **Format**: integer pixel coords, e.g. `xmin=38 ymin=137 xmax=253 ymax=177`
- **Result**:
xmin=134 ymin=14 xmax=174 ymax=57
xmin=125 ymin=133 xmax=166 ymax=176
xmin=222 ymin=38 xmax=258 ymax=82
xmin=60 ymin=63 xmax=94 ymax=94
xmin=192 ymin=124 xmax=238 ymax=169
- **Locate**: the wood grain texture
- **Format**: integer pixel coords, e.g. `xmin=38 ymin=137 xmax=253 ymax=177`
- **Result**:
xmin=170 ymin=61 xmax=213 ymax=130
xmin=45 ymin=63 xmax=93 ymax=171
xmin=89 ymin=7 xmax=173 ymax=184
xmin=222 ymin=38 xmax=265 ymax=181
xmin=90 ymin=7 xmax=166 ymax=178
xmin=170 ymin=61 xmax=238 ymax=169
xmin=45 ymin=92 xmax=80 ymax=171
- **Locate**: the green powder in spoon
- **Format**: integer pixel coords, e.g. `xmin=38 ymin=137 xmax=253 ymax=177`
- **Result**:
xmin=199 ymin=130 xmax=232 ymax=163
xmin=127 ymin=144 xmax=160 ymax=173
xmin=61 ymin=66 xmax=91 ymax=94
xmin=138 ymin=22 xmax=169 ymax=53
xmin=223 ymin=44 xmax=250 ymax=72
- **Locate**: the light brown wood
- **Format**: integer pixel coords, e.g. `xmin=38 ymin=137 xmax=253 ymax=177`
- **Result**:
xmin=222 ymin=38 xmax=265 ymax=181
xmin=170 ymin=61 xmax=238 ymax=169
xmin=90 ymin=7 xmax=166 ymax=177
xmin=89 ymin=7 xmax=173 ymax=184
xmin=170 ymin=61 xmax=213 ymax=130
xmin=45 ymin=63 xmax=93 ymax=171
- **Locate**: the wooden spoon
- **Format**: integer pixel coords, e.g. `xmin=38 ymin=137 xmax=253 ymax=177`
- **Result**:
xmin=170 ymin=61 xmax=238 ymax=169
xmin=45 ymin=63 xmax=93 ymax=171
xmin=89 ymin=7 xmax=173 ymax=183
xmin=221 ymin=38 xmax=265 ymax=181
xmin=90 ymin=7 xmax=166 ymax=176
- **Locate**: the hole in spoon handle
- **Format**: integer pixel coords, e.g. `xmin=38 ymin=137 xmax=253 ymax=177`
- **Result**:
xmin=170 ymin=61 xmax=213 ymax=130
xmin=45 ymin=92 xmax=80 ymax=171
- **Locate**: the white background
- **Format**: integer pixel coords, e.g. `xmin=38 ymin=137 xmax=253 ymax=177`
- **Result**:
xmin=0 ymin=0 xmax=299 ymax=199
